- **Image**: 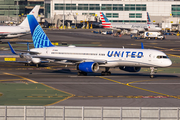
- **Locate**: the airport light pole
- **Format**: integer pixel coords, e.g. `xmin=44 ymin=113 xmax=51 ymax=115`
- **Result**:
xmin=63 ymin=0 xmax=65 ymax=29
xmin=16 ymin=1 xmax=18 ymax=24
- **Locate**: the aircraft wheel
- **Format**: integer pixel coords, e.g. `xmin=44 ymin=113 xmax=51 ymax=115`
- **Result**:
xmin=36 ymin=64 xmax=39 ymax=68
xmin=101 ymin=71 xmax=105 ymax=76
xmin=150 ymin=75 xmax=154 ymax=78
xmin=83 ymin=72 xmax=87 ymax=76
xmin=78 ymin=71 xmax=87 ymax=76
xmin=107 ymin=71 xmax=111 ymax=76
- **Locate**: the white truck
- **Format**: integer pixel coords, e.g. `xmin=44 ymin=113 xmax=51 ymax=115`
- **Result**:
xmin=143 ymin=32 xmax=165 ymax=40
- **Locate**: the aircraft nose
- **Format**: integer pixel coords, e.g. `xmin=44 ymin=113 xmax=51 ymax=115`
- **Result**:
xmin=166 ymin=59 xmax=172 ymax=67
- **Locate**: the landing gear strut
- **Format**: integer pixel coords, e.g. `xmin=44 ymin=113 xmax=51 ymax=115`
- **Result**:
xmin=150 ymin=67 xmax=155 ymax=78
xmin=78 ymin=71 xmax=87 ymax=76
xmin=101 ymin=67 xmax=111 ymax=76
xmin=36 ymin=64 xmax=40 ymax=68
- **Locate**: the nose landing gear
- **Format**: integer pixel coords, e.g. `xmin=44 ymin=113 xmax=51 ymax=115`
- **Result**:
xmin=150 ymin=67 xmax=157 ymax=78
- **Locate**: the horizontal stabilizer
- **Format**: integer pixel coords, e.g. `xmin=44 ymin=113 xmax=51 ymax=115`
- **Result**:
xmin=8 ymin=42 xmax=17 ymax=54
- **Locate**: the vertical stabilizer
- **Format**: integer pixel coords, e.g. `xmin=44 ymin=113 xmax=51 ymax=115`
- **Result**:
xmin=27 ymin=15 xmax=54 ymax=48
xmin=19 ymin=5 xmax=40 ymax=27
xmin=147 ymin=12 xmax=151 ymax=24
xmin=100 ymin=12 xmax=112 ymax=28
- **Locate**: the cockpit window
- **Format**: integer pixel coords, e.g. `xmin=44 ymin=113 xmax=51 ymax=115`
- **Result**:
xmin=157 ymin=55 xmax=168 ymax=59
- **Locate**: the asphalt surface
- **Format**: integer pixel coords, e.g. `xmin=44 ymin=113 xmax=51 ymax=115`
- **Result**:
xmin=0 ymin=29 xmax=180 ymax=107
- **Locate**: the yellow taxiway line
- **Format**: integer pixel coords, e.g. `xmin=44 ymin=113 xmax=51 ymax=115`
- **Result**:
xmin=2 ymin=72 xmax=74 ymax=106
xmin=98 ymin=76 xmax=170 ymax=96
xmin=3 ymin=72 xmax=38 ymax=83
xmin=42 ymin=83 xmax=75 ymax=106
xmin=0 ymin=79 xmax=24 ymax=82
xmin=127 ymin=79 xmax=167 ymax=85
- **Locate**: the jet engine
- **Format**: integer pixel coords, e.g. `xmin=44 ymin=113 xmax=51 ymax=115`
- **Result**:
xmin=19 ymin=53 xmax=24 ymax=58
xmin=31 ymin=58 xmax=41 ymax=64
xmin=77 ymin=62 xmax=99 ymax=73
xmin=131 ymin=30 xmax=139 ymax=34
xmin=119 ymin=67 xmax=141 ymax=72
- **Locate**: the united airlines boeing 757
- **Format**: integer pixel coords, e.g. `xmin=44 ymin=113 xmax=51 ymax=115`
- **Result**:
xmin=0 ymin=5 xmax=40 ymax=38
xmin=9 ymin=15 xmax=172 ymax=78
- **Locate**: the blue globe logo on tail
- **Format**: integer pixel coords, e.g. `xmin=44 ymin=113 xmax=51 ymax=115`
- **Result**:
xmin=33 ymin=25 xmax=54 ymax=48
xmin=27 ymin=15 xmax=54 ymax=48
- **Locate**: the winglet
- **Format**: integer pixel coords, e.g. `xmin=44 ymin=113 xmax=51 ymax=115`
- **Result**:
xmin=141 ymin=42 xmax=144 ymax=49
xmin=8 ymin=42 xmax=17 ymax=54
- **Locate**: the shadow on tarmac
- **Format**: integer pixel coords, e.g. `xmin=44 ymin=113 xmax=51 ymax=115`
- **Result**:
xmin=42 ymin=69 xmax=179 ymax=78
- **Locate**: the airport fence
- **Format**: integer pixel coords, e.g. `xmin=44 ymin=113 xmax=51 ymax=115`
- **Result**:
xmin=0 ymin=106 xmax=179 ymax=120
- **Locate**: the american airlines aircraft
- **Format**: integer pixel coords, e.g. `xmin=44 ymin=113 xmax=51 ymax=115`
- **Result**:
xmin=8 ymin=15 xmax=172 ymax=78
xmin=0 ymin=5 xmax=40 ymax=39
xmin=100 ymin=12 xmax=161 ymax=33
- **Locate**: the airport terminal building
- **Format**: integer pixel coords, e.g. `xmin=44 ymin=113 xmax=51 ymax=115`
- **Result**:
xmin=45 ymin=0 xmax=180 ymax=24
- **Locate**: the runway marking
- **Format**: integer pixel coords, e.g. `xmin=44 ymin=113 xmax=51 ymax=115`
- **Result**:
xmin=16 ymin=89 xmax=53 ymax=90
xmin=1 ymin=72 xmax=74 ymax=105
xmin=167 ymin=54 xmax=180 ymax=58
xmin=19 ymin=99 xmax=60 ymax=100
xmin=3 ymin=72 xmax=38 ymax=83
xmin=41 ymin=83 xmax=75 ymax=106
xmin=98 ymin=76 xmax=170 ymax=96
xmin=0 ymin=79 xmax=24 ymax=82
xmin=127 ymin=79 xmax=167 ymax=84
xmin=26 ymin=95 xmax=180 ymax=98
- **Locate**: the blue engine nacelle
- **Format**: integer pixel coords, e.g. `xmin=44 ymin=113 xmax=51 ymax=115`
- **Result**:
xmin=77 ymin=62 xmax=99 ymax=73
xmin=119 ymin=67 xmax=141 ymax=72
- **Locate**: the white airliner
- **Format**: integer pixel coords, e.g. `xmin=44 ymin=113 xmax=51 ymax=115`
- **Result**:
xmin=0 ymin=5 xmax=40 ymax=38
xmin=8 ymin=15 xmax=172 ymax=78
xmin=100 ymin=12 xmax=161 ymax=33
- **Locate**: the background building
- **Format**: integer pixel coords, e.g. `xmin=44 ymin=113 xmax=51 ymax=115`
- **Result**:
xmin=44 ymin=0 xmax=180 ymax=24
xmin=0 ymin=0 xmax=26 ymax=17
xmin=25 ymin=0 xmax=44 ymax=15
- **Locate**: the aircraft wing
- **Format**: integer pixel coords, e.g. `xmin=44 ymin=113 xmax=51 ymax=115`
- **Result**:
xmin=15 ymin=50 xmax=40 ymax=54
xmin=32 ymin=55 xmax=107 ymax=64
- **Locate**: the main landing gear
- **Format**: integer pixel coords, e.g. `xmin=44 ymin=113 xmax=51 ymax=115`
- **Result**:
xmin=101 ymin=67 xmax=111 ymax=76
xmin=78 ymin=71 xmax=87 ymax=76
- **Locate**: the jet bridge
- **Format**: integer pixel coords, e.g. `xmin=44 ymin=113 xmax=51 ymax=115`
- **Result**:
xmin=53 ymin=13 xmax=100 ymax=28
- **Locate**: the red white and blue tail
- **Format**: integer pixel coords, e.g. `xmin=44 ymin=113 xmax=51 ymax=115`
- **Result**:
xmin=100 ymin=12 xmax=112 ymax=28
xmin=147 ymin=12 xmax=152 ymax=24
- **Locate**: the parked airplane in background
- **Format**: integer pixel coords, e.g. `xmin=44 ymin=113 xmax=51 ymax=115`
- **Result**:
xmin=0 ymin=5 xmax=40 ymax=39
xmin=147 ymin=12 xmax=152 ymax=24
xmin=8 ymin=15 xmax=172 ymax=78
xmin=100 ymin=12 xmax=161 ymax=33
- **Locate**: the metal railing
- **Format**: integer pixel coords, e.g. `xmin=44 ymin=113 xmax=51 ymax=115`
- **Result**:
xmin=0 ymin=106 xmax=179 ymax=120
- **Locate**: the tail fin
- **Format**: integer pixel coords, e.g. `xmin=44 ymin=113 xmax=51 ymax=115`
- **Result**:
xmin=19 ymin=5 xmax=40 ymax=28
xmin=27 ymin=15 xmax=54 ymax=48
xmin=141 ymin=42 xmax=144 ymax=49
xmin=147 ymin=12 xmax=151 ymax=24
xmin=100 ymin=12 xmax=112 ymax=28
